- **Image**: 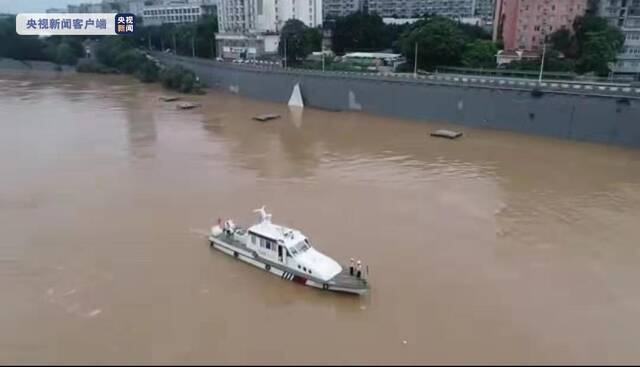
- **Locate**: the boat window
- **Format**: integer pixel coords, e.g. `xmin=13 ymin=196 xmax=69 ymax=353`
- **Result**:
xmin=251 ymin=236 xmax=256 ymax=244
xmin=292 ymin=241 xmax=310 ymax=254
xmin=266 ymin=241 xmax=271 ymax=250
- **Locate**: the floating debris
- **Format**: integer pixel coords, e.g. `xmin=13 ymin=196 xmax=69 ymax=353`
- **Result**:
xmin=177 ymin=102 xmax=201 ymax=110
xmin=159 ymin=96 xmax=180 ymax=102
xmin=430 ymin=129 xmax=463 ymax=139
xmin=402 ymin=340 xmax=408 ymax=345
xmin=252 ymin=113 xmax=281 ymax=122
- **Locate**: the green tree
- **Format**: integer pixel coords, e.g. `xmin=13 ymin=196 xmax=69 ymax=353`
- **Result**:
xmin=54 ymin=43 xmax=78 ymax=65
xmin=0 ymin=16 xmax=48 ymax=61
xmin=458 ymin=23 xmax=492 ymax=40
xmin=279 ymin=19 xmax=318 ymax=64
xmin=548 ymin=28 xmax=575 ymax=56
xmin=573 ymin=16 xmax=624 ymax=76
xmin=331 ymin=12 xmax=390 ymax=53
xmin=194 ymin=15 xmax=219 ymax=58
xmin=577 ymin=31 xmax=623 ymax=76
xmin=134 ymin=60 xmax=159 ymax=83
xmin=461 ymin=40 xmax=498 ymax=68
xmin=399 ymin=16 xmax=467 ymax=71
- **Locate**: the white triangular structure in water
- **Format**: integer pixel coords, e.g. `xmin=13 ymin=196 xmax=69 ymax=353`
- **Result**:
xmin=288 ymin=83 xmax=304 ymax=107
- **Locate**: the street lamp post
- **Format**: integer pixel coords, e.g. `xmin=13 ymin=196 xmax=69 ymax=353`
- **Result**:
xmin=538 ymin=42 xmax=546 ymax=83
xmin=538 ymin=36 xmax=547 ymax=83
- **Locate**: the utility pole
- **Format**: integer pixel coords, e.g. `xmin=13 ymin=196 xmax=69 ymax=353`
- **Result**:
xmin=538 ymin=42 xmax=546 ymax=83
xmin=211 ymin=38 xmax=214 ymax=59
xmin=321 ymin=45 xmax=325 ymax=72
xmin=191 ymin=37 xmax=195 ymax=57
xmin=414 ymin=42 xmax=418 ymax=78
xmin=284 ymin=37 xmax=287 ymax=69
xmin=172 ymin=34 xmax=177 ymax=55
xmin=148 ymin=36 xmax=151 ymax=51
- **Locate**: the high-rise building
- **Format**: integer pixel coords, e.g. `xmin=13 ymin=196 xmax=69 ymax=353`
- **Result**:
xmin=367 ymin=0 xmax=494 ymax=23
xmin=493 ymin=0 xmax=587 ymax=52
xmin=596 ymin=0 xmax=640 ymax=75
xmin=142 ymin=0 xmax=217 ymax=25
xmin=216 ymin=0 xmax=323 ymax=59
xmin=323 ymin=0 xmax=365 ymax=19
xmin=474 ymin=0 xmax=495 ymax=22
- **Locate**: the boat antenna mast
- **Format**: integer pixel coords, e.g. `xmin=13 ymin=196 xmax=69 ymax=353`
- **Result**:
xmin=253 ymin=205 xmax=272 ymax=223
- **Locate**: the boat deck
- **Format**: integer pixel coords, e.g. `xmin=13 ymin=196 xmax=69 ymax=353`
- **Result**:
xmin=329 ymin=268 xmax=369 ymax=289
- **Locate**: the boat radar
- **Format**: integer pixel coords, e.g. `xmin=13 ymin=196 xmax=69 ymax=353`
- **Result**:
xmin=208 ymin=206 xmax=369 ymax=295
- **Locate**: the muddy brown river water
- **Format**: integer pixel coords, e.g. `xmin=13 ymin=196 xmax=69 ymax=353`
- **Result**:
xmin=2 ymin=71 xmax=640 ymax=364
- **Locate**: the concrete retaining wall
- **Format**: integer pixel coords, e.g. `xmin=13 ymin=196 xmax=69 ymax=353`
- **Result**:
xmin=156 ymin=53 xmax=640 ymax=148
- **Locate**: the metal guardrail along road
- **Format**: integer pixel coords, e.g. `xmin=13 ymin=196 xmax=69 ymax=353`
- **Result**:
xmin=153 ymin=53 xmax=640 ymax=99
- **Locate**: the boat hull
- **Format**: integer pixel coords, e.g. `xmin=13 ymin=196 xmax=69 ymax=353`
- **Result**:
xmin=208 ymin=235 xmax=368 ymax=295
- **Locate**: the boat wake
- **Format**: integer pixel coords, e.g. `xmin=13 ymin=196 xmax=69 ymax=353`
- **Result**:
xmin=189 ymin=228 xmax=210 ymax=238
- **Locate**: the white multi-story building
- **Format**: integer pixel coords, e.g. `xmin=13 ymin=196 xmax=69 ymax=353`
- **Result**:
xmin=597 ymin=0 xmax=640 ymax=76
xmin=216 ymin=0 xmax=322 ymax=59
xmin=322 ymin=0 xmax=364 ymax=19
xmin=367 ymin=0 xmax=495 ymax=24
xmin=142 ymin=0 xmax=217 ymax=25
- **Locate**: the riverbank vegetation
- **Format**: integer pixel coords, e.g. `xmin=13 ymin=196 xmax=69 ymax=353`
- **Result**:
xmin=80 ymin=37 xmax=202 ymax=93
xmin=0 ymin=15 xmax=85 ymax=66
xmin=320 ymin=12 xmax=622 ymax=77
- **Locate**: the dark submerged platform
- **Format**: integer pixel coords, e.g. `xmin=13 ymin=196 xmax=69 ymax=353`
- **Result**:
xmin=431 ymin=129 xmax=463 ymax=139
xmin=253 ymin=114 xmax=281 ymax=122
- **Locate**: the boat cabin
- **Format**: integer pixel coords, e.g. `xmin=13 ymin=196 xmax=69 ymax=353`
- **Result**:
xmin=245 ymin=212 xmax=341 ymax=281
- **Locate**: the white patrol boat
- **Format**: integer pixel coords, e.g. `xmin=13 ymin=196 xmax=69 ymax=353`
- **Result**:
xmin=208 ymin=207 xmax=369 ymax=295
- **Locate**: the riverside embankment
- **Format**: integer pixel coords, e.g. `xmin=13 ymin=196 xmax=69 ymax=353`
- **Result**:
xmin=154 ymin=52 xmax=640 ymax=148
